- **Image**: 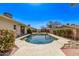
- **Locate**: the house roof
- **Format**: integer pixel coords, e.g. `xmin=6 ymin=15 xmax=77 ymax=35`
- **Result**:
xmin=0 ymin=15 xmax=36 ymax=30
xmin=0 ymin=15 xmax=28 ymax=27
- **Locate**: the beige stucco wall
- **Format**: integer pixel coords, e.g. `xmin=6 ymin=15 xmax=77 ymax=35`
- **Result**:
xmin=0 ymin=16 xmax=25 ymax=37
xmin=70 ymin=26 xmax=79 ymax=40
xmin=75 ymin=27 xmax=79 ymax=40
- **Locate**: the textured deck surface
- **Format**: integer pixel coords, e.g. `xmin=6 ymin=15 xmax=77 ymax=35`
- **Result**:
xmin=12 ymin=34 xmax=70 ymax=56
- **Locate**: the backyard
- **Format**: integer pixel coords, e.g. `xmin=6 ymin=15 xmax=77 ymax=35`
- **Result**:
xmin=0 ymin=3 xmax=79 ymax=56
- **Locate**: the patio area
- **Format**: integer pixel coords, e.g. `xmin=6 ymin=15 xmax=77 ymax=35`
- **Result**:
xmin=11 ymin=34 xmax=70 ymax=56
xmin=61 ymin=40 xmax=79 ymax=56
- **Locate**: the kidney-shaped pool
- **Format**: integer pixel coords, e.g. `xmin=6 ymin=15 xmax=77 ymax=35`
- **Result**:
xmin=25 ymin=34 xmax=57 ymax=44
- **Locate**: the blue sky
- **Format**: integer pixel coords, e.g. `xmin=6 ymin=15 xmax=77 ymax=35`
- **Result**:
xmin=0 ymin=3 xmax=79 ymax=28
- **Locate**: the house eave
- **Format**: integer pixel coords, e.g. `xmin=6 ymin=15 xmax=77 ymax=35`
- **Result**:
xmin=0 ymin=15 xmax=27 ymax=27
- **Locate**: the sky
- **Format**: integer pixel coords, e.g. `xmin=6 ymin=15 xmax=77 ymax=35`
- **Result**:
xmin=0 ymin=3 xmax=79 ymax=29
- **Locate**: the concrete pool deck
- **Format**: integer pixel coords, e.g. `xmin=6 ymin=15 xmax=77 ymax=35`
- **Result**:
xmin=12 ymin=34 xmax=70 ymax=56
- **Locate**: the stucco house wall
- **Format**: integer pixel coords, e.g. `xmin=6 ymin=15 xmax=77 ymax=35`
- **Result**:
xmin=0 ymin=15 xmax=27 ymax=37
xmin=68 ymin=25 xmax=79 ymax=40
xmin=75 ymin=27 xmax=79 ymax=40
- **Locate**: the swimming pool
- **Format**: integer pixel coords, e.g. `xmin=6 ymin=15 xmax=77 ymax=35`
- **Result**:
xmin=25 ymin=34 xmax=57 ymax=44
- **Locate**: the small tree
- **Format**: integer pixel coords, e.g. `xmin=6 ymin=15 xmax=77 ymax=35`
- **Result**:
xmin=3 ymin=12 xmax=13 ymax=18
xmin=66 ymin=23 xmax=70 ymax=25
xmin=47 ymin=21 xmax=62 ymax=28
xmin=0 ymin=30 xmax=15 ymax=53
xmin=47 ymin=21 xmax=53 ymax=28
xmin=27 ymin=28 xmax=32 ymax=34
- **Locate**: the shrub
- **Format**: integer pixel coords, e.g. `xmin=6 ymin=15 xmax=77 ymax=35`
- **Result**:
xmin=27 ymin=28 xmax=32 ymax=34
xmin=53 ymin=29 xmax=73 ymax=39
xmin=0 ymin=30 xmax=15 ymax=52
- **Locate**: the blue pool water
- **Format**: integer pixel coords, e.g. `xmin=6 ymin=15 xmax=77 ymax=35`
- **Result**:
xmin=25 ymin=34 xmax=57 ymax=44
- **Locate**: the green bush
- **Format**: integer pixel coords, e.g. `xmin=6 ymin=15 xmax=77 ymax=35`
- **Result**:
xmin=0 ymin=30 xmax=15 ymax=52
xmin=27 ymin=28 xmax=32 ymax=34
xmin=53 ymin=29 xmax=73 ymax=39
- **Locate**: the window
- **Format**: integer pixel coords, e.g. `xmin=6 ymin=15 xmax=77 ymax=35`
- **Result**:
xmin=14 ymin=25 xmax=16 ymax=30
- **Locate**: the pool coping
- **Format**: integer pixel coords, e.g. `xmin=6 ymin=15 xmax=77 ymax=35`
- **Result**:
xmin=12 ymin=33 xmax=71 ymax=56
xmin=16 ymin=34 xmax=30 ymax=40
